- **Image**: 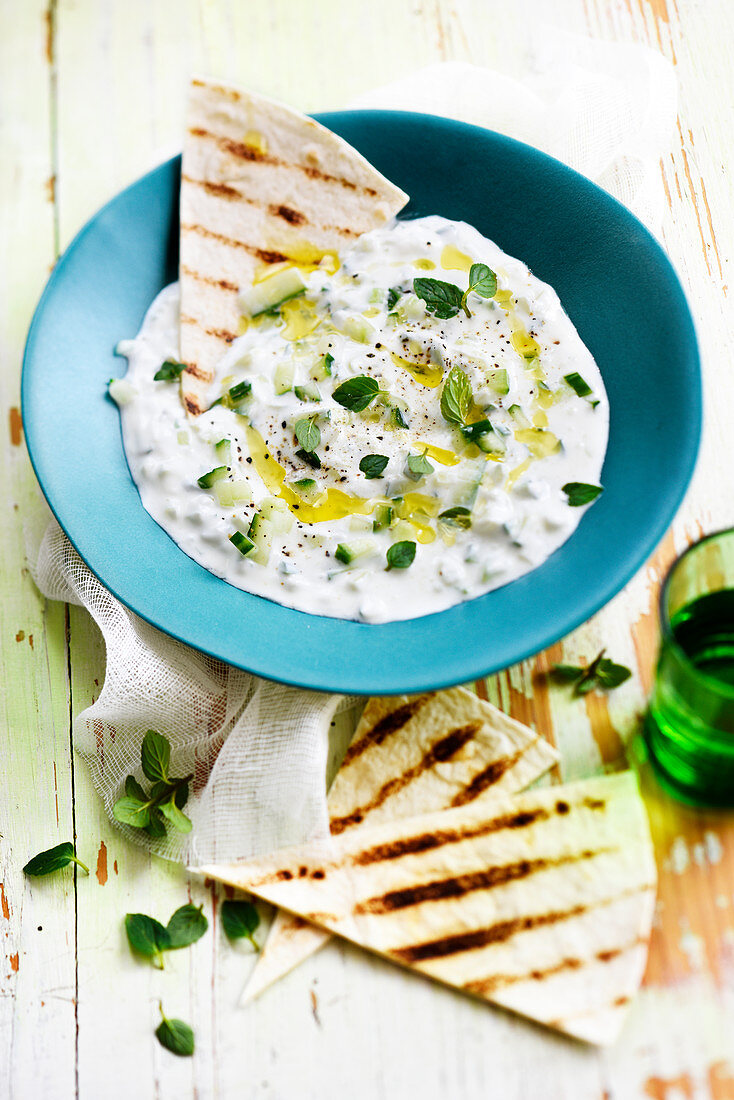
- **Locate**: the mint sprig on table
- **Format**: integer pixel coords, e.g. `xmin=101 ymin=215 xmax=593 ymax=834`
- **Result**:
xmin=221 ymin=899 xmax=261 ymax=947
xmin=112 ymin=730 xmax=193 ymax=839
xmin=155 ymin=1004 xmax=195 ymax=1057
xmin=414 ymin=262 xmax=497 ymax=320
xmin=125 ymin=904 xmax=208 ymax=969
xmin=23 ymin=842 xmax=89 ymax=877
xmin=551 ymin=650 xmax=632 ymax=696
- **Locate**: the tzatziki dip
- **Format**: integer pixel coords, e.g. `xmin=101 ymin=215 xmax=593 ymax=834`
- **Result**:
xmin=113 ymin=215 xmax=608 ymax=623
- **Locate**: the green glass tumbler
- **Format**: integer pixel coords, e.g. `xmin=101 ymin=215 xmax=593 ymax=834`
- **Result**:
xmin=645 ymin=527 xmax=734 ymax=805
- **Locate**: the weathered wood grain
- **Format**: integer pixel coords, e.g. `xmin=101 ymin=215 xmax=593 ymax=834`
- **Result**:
xmin=2 ymin=0 xmax=734 ymax=1096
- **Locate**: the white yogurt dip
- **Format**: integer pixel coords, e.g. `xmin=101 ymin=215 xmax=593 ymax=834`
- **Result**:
xmin=115 ymin=216 xmax=608 ymax=623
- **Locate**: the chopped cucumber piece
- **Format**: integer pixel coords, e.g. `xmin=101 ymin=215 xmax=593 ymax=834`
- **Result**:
xmin=486 ymin=368 xmax=509 ymax=394
xmin=296 ymin=448 xmax=321 ymax=469
xmin=310 ymin=352 xmax=333 ymax=381
xmin=372 ymin=504 xmax=393 ymax=532
xmin=391 ymin=406 xmax=409 ymax=429
xmin=274 ymin=361 xmax=295 ymax=395
xmin=214 ymin=438 xmax=231 ymax=462
xmin=197 ymin=466 xmax=228 ymax=489
xmin=229 ymin=531 xmax=255 ymax=556
xmin=335 ymin=540 xmax=374 ymax=565
xmin=508 ymin=404 xmax=531 ymax=429
xmin=460 ymin=419 xmax=506 ymax=456
xmin=247 ymin=513 xmax=261 ymax=539
xmin=341 ymin=316 xmax=374 ymax=344
xmin=294 ymin=382 xmax=321 ymax=402
xmin=107 ymin=378 xmax=137 ymax=406
xmin=177 ymin=430 xmax=189 ymax=446
xmin=239 ymin=268 xmax=307 ymax=318
xmin=214 ymin=480 xmax=250 ymax=506
xmin=250 ymin=518 xmax=274 ymax=565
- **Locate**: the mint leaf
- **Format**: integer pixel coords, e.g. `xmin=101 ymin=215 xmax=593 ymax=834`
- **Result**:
xmin=145 ymin=808 xmax=167 ymax=839
xmin=125 ymin=913 xmax=171 ymax=968
xmin=596 ymin=658 xmax=632 ymax=689
xmin=166 ymin=904 xmax=208 ymax=949
xmin=141 ymin=730 xmax=171 ymax=784
xmin=359 ymin=454 xmax=389 ymax=479
xmin=125 ymin=775 xmax=147 ymax=801
xmin=332 ymin=376 xmax=380 ymax=412
xmin=154 ymin=359 xmax=185 ymax=382
xmin=467 ymin=263 xmax=497 ymax=299
xmin=295 ymin=416 xmax=320 ymax=453
xmin=413 ymin=277 xmax=464 ymax=320
xmin=23 ymin=842 xmax=89 ymax=877
xmin=387 ymin=287 xmax=402 ymax=311
xmin=562 ymin=482 xmax=603 ymax=507
xmin=440 ymin=366 xmax=473 ymax=426
xmin=159 ymin=796 xmax=193 ymax=834
xmin=296 ymin=448 xmax=321 ymax=469
xmin=550 ymin=664 xmax=585 ymax=684
xmin=156 ymin=1005 xmax=194 ymax=1057
xmin=386 ymin=541 xmax=416 ymax=570
xmin=438 ymin=507 xmax=472 ymax=530
xmin=221 ymin=899 xmax=260 ymax=946
xmin=113 ymin=796 xmax=151 ymax=828
xmin=406 ymin=453 xmax=434 ymax=480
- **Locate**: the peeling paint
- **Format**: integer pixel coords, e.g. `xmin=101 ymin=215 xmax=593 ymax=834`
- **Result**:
xmin=709 ymin=1061 xmax=734 ymax=1099
xmin=9 ymin=953 xmax=19 ymax=973
xmin=9 ymin=407 xmax=22 ymax=446
xmin=95 ymin=841 xmax=108 ymax=886
xmin=0 ymin=883 xmax=9 ymax=920
xmin=643 ymin=1072 xmax=694 ymax=1099
xmin=15 ymin=630 xmax=24 ymax=642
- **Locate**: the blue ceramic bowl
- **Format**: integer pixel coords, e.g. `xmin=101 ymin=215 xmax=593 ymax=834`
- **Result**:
xmin=22 ymin=111 xmax=700 ymax=694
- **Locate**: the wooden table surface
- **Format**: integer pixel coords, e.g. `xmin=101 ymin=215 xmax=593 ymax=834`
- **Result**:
xmin=2 ymin=1 xmax=734 ymax=1097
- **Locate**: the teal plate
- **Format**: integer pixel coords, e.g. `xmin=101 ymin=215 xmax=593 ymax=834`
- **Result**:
xmin=22 ymin=111 xmax=701 ymax=695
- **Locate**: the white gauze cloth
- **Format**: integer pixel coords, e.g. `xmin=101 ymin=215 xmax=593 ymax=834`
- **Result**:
xmin=28 ymin=32 xmax=676 ymax=865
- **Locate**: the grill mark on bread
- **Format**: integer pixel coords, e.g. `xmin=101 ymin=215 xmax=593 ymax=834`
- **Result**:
xmin=354 ymin=849 xmax=609 ymax=915
xmin=179 ymin=361 xmax=212 ymax=382
xmin=182 ymin=176 xmax=359 ymax=236
xmin=450 ymin=747 xmax=525 ymax=808
xmin=184 ymin=394 xmax=204 ymax=416
xmin=271 ymin=203 xmax=306 ymax=226
xmin=180 ymin=265 xmax=239 ymax=294
xmin=340 ymin=696 xmax=434 ymax=769
xmin=181 ymin=222 xmax=289 ymax=264
xmin=389 ymin=887 xmax=651 ymax=964
xmin=181 ymin=313 xmax=237 ymax=344
xmin=330 ymin=723 xmax=481 ymax=835
xmin=464 ymin=936 xmax=647 ymax=995
xmin=188 ymin=126 xmax=380 ymax=195
xmin=353 ymin=806 xmax=550 ymax=867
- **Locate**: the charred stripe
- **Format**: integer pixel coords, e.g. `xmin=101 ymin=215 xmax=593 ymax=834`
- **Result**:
xmin=355 ymin=849 xmax=610 ymax=916
xmin=340 ymin=696 xmax=434 ymax=770
xmin=188 ymin=127 xmax=380 ymax=195
xmin=180 ymin=264 xmax=239 ymax=293
xmin=464 ymin=935 xmax=648 ymax=995
xmin=450 ymin=747 xmax=524 ymax=808
xmin=181 ymin=221 xmax=289 ymax=264
xmin=331 ymin=723 xmax=481 ymax=836
xmin=389 ymin=886 xmax=653 ymax=965
xmin=181 ymin=313 xmax=237 ymax=344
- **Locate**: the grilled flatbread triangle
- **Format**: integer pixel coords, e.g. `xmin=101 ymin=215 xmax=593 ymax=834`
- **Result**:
xmin=242 ymin=688 xmax=558 ymax=1002
xmin=179 ymin=78 xmax=409 ymax=414
xmin=200 ymin=772 xmax=656 ymax=1046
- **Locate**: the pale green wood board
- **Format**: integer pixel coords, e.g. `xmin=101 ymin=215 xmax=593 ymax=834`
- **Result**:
xmin=3 ymin=1 xmax=734 ymax=1096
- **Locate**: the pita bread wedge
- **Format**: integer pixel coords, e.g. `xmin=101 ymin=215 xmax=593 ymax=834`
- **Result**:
xmin=242 ymin=687 xmax=558 ymax=1002
xmin=200 ymin=772 xmax=656 ymax=1046
xmin=179 ymin=77 xmax=409 ymax=414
